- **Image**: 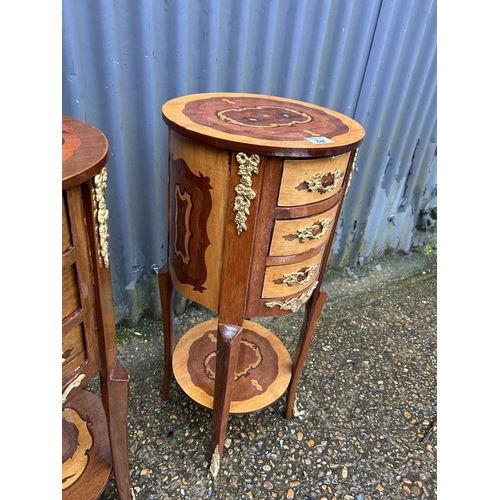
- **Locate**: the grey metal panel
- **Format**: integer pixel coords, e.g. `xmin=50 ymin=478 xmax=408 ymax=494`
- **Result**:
xmin=62 ymin=0 xmax=437 ymax=325
xmin=333 ymin=0 xmax=437 ymax=266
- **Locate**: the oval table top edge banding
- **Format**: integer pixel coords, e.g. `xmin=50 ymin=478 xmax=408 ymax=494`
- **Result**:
xmin=62 ymin=115 xmax=109 ymax=191
xmin=162 ymin=92 xmax=365 ymax=158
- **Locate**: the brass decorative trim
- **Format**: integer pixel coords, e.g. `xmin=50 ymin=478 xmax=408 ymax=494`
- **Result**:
xmin=93 ymin=167 xmax=110 ymax=268
xmin=345 ymin=149 xmax=358 ymax=196
xmin=265 ymin=281 xmax=318 ymax=313
xmin=233 ymin=152 xmax=260 ymax=235
xmin=210 ymin=445 xmax=221 ymax=478
xmin=292 ymin=397 xmax=306 ymax=417
xmin=282 ymin=264 xmax=319 ymax=286
xmin=305 ymin=169 xmax=344 ymax=193
xmin=297 ymin=218 xmax=332 ymax=241
xmin=62 ymin=373 xmax=85 ymax=404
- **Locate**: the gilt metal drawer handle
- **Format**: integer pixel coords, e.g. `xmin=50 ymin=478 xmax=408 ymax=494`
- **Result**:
xmin=297 ymin=218 xmax=332 ymax=241
xmin=62 ymin=373 xmax=85 ymax=404
xmin=281 ymin=264 xmax=319 ymax=286
xmin=233 ymin=152 xmax=260 ymax=235
xmin=305 ymin=169 xmax=344 ymax=193
xmin=265 ymin=281 xmax=318 ymax=313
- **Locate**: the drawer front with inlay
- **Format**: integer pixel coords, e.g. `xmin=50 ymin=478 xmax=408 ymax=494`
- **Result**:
xmin=261 ymin=252 xmax=323 ymax=299
xmin=278 ymin=153 xmax=350 ymax=207
xmin=268 ymin=204 xmax=340 ymax=257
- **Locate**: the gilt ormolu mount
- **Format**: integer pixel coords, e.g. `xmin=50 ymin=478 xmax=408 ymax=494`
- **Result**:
xmin=158 ymin=93 xmax=365 ymax=475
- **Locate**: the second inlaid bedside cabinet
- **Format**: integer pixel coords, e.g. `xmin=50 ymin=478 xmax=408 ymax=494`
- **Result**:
xmin=158 ymin=92 xmax=365 ymax=473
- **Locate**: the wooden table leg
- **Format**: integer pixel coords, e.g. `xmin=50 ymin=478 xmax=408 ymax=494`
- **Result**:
xmin=285 ymin=285 xmax=328 ymax=419
xmin=102 ymin=361 xmax=132 ymax=500
xmin=159 ymin=264 xmax=175 ymax=401
xmin=209 ymin=322 xmax=243 ymax=476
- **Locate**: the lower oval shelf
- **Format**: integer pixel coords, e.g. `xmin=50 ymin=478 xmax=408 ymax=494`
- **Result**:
xmin=173 ymin=319 xmax=292 ymax=414
xmin=62 ymin=389 xmax=112 ymax=500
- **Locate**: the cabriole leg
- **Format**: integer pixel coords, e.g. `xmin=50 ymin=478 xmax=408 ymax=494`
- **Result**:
xmin=285 ymin=285 xmax=328 ymax=419
xmin=102 ymin=362 xmax=132 ymax=500
xmin=159 ymin=264 xmax=175 ymax=400
xmin=209 ymin=323 xmax=243 ymax=476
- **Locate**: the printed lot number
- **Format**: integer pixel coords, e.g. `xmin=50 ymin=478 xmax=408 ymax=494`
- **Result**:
xmin=305 ymin=136 xmax=334 ymax=144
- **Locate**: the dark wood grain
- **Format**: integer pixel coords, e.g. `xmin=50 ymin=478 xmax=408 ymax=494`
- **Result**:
xmin=167 ymin=130 xmax=232 ymax=313
xmin=210 ymin=323 xmax=243 ymax=460
xmin=162 ymin=93 xmax=365 ymax=158
xmin=218 ymin=151 xmax=265 ymax=325
xmin=62 ymin=116 xmax=108 ymax=190
xmin=285 ymin=285 xmax=328 ymax=419
xmin=62 ymin=390 xmax=112 ymax=500
xmin=159 ymin=264 xmax=174 ymax=400
xmin=103 ymin=361 xmax=131 ymax=499
xmin=62 ymin=116 xmax=131 ymax=500
xmin=62 ymin=187 xmax=99 ymax=387
xmin=160 ymin=93 xmax=365 ymax=470
xmin=172 ymin=319 xmax=291 ymax=414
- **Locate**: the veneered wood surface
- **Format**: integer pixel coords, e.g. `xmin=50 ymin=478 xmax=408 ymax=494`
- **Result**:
xmin=210 ymin=322 xmax=243 ymax=458
xmin=161 ymin=94 xmax=365 ymax=467
xmin=169 ymin=131 xmax=231 ymax=313
xmin=62 ymin=390 xmax=112 ymax=500
xmin=278 ymin=153 xmax=350 ymax=207
xmin=159 ymin=264 xmax=175 ymax=400
xmin=62 ymin=187 xmax=99 ymax=387
xmin=62 ymin=116 xmax=108 ymax=190
xmin=162 ymin=93 xmax=365 ymax=158
xmin=62 ymin=324 xmax=87 ymax=378
xmin=62 ymin=194 xmax=73 ymax=250
xmin=261 ymin=252 xmax=323 ymax=299
xmin=102 ymin=361 xmax=132 ymax=500
xmin=269 ymin=204 xmax=340 ymax=257
xmin=172 ymin=319 xmax=292 ymax=414
xmin=62 ymin=265 xmax=79 ymax=318
xmin=62 ymin=117 xmax=132 ymax=499
xmin=81 ymin=178 xmax=132 ymax=500
xmin=285 ymin=285 xmax=328 ymax=419
xmin=217 ymin=151 xmax=264 ymax=325
xmin=244 ymin=156 xmax=291 ymax=318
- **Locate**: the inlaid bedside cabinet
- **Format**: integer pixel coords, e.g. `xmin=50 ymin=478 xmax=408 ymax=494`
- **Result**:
xmin=62 ymin=116 xmax=132 ymax=499
xmin=158 ymin=93 xmax=365 ymax=472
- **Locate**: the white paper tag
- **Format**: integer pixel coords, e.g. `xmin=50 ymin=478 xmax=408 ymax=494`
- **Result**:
xmin=305 ymin=136 xmax=334 ymax=144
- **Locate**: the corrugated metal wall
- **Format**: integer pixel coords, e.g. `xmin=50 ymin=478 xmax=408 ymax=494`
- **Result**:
xmin=62 ymin=0 xmax=437 ymax=326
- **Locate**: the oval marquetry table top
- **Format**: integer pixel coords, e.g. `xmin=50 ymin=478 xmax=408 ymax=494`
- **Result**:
xmin=172 ymin=319 xmax=292 ymax=414
xmin=162 ymin=92 xmax=365 ymax=158
xmin=62 ymin=116 xmax=108 ymax=190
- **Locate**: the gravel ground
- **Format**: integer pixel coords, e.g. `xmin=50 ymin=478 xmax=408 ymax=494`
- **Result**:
xmin=91 ymin=250 xmax=437 ymax=500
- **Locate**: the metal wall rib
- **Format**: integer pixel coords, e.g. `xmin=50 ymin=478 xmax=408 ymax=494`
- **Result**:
xmin=62 ymin=0 xmax=437 ymax=325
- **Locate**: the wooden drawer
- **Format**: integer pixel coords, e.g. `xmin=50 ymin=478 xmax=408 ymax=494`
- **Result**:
xmin=62 ymin=323 xmax=88 ymax=379
xmin=62 ymin=188 xmax=99 ymax=388
xmin=277 ymin=153 xmax=350 ymax=207
xmin=268 ymin=204 xmax=340 ymax=257
xmin=261 ymin=252 xmax=323 ymax=299
xmin=62 ymin=264 xmax=80 ymax=318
